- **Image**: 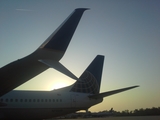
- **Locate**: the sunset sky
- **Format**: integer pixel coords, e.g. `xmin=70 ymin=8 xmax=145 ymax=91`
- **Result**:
xmin=0 ymin=0 xmax=160 ymax=112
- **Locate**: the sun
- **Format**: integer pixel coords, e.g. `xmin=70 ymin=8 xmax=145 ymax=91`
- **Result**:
xmin=51 ymin=82 xmax=67 ymax=90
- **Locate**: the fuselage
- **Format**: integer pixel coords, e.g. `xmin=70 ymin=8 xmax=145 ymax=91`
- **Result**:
xmin=0 ymin=86 xmax=103 ymax=120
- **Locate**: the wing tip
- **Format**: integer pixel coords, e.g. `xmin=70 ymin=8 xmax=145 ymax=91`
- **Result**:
xmin=75 ymin=8 xmax=90 ymax=11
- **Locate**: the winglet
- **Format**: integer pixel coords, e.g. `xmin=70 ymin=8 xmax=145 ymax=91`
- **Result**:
xmin=39 ymin=59 xmax=78 ymax=80
xmin=38 ymin=8 xmax=89 ymax=53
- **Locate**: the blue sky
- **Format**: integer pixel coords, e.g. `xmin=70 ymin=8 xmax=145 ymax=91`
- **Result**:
xmin=0 ymin=0 xmax=160 ymax=112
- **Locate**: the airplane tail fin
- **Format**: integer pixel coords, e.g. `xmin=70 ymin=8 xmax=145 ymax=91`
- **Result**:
xmin=38 ymin=8 xmax=89 ymax=54
xmin=70 ymin=55 xmax=104 ymax=94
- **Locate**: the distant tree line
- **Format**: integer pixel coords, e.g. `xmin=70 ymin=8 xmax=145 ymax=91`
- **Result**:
xmin=114 ymin=107 xmax=160 ymax=116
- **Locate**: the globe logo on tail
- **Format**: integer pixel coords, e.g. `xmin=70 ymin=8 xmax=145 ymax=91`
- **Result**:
xmin=70 ymin=71 xmax=100 ymax=94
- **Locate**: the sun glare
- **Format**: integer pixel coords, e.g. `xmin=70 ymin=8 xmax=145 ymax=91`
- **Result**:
xmin=51 ymin=82 xmax=67 ymax=90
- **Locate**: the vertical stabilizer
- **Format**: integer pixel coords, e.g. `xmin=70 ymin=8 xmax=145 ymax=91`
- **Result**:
xmin=70 ymin=55 xmax=104 ymax=94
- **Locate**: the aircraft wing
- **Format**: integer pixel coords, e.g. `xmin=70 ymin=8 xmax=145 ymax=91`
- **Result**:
xmin=0 ymin=8 xmax=88 ymax=97
xmin=39 ymin=60 xmax=78 ymax=80
xmin=88 ymin=85 xmax=139 ymax=99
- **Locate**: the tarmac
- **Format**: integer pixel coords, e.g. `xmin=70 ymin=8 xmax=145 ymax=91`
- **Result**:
xmin=50 ymin=116 xmax=160 ymax=120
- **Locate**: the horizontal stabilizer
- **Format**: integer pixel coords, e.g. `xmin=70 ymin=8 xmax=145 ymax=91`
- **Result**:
xmin=39 ymin=60 xmax=78 ymax=80
xmin=88 ymin=85 xmax=139 ymax=99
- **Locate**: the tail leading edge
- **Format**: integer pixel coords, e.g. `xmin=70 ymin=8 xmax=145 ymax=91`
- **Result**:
xmin=70 ymin=55 xmax=104 ymax=94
